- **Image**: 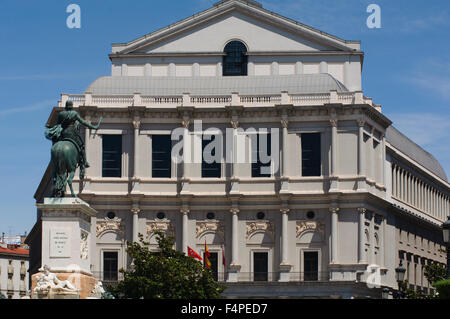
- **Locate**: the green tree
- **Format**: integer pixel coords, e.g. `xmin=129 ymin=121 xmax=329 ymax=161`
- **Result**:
xmin=110 ymin=232 xmax=226 ymax=299
xmin=424 ymin=262 xmax=446 ymax=285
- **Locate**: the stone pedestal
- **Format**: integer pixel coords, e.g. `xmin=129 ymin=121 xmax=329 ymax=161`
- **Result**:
xmin=33 ymin=198 xmax=98 ymax=299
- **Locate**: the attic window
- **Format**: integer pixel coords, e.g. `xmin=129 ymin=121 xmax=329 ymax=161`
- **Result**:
xmin=223 ymin=41 xmax=248 ymax=76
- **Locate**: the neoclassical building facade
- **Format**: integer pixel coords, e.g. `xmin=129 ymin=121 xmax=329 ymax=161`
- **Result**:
xmin=27 ymin=0 xmax=449 ymax=298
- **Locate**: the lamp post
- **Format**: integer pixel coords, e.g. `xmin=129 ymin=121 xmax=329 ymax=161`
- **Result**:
xmin=442 ymin=216 xmax=450 ymax=279
xmin=382 ymin=287 xmax=390 ymax=299
xmin=395 ymin=260 xmax=406 ymax=299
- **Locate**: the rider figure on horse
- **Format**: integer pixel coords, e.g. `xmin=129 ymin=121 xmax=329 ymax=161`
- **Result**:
xmin=45 ymin=100 xmax=101 ymax=171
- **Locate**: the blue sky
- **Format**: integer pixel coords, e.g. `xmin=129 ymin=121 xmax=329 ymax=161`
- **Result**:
xmin=0 ymin=0 xmax=449 ymax=237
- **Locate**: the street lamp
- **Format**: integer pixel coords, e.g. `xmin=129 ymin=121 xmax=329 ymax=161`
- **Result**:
xmin=382 ymin=287 xmax=390 ymax=299
xmin=442 ymin=216 xmax=450 ymax=279
xmin=395 ymin=260 xmax=406 ymax=299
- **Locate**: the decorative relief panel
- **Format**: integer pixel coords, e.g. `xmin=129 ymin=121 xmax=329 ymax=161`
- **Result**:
xmin=80 ymin=231 xmax=89 ymax=260
xmin=146 ymin=220 xmax=175 ymax=238
xmin=196 ymin=220 xmax=225 ymax=239
xmin=296 ymin=221 xmax=325 ymax=238
xmin=96 ymin=217 xmax=125 ymax=238
xmin=246 ymin=221 xmax=274 ymax=239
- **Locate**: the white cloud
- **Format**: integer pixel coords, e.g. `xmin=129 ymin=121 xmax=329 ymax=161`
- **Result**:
xmin=400 ymin=60 xmax=450 ymax=101
xmin=0 ymin=100 xmax=55 ymax=117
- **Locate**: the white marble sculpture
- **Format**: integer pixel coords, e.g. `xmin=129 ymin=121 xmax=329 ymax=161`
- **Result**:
xmin=89 ymin=281 xmax=105 ymax=299
xmin=34 ymin=265 xmax=78 ymax=294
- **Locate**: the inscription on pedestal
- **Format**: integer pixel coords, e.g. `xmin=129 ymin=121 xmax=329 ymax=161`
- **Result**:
xmin=50 ymin=228 xmax=71 ymax=258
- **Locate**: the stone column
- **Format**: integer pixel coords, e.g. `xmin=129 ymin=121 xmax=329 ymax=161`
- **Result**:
xmin=330 ymin=207 xmax=340 ymax=264
xmin=329 ymin=119 xmax=338 ymax=192
xmin=357 ymin=208 xmax=367 ymax=264
xmin=280 ymin=118 xmax=289 ymax=193
xmin=230 ymin=119 xmax=240 ymax=195
xmin=228 ymin=207 xmax=241 ymax=282
xmin=279 ymin=208 xmax=292 ymax=282
xmin=132 ymin=120 xmax=140 ymax=178
xmin=357 ymin=119 xmax=366 ymax=191
xmin=181 ymin=118 xmax=191 ymax=195
xmin=370 ymin=212 xmax=376 ymax=264
xmin=131 ymin=206 xmax=140 ymax=243
xmin=180 ymin=208 xmax=189 ymax=255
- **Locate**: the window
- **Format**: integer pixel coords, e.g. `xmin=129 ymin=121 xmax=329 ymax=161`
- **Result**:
xmin=301 ymin=133 xmax=321 ymax=177
xmin=103 ymin=251 xmax=118 ymax=283
xmin=202 ymin=135 xmax=221 ymax=178
xmin=306 ymin=211 xmax=315 ymax=220
xmin=223 ymin=41 xmax=248 ymax=76
xmin=152 ymin=135 xmax=172 ymax=178
xmin=157 ymin=212 xmax=166 ymax=220
xmin=256 ymin=212 xmax=265 ymax=220
xmin=204 ymin=252 xmax=218 ymax=281
xmin=206 ymin=212 xmax=215 ymax=220
xmin=107 ymin=212 xmax=116 ymax=220
xmin=102 ymin=135 xmax=122 ymax=177
xmin=253 ymin=252 xmax=268 ymax=281
xmin=304 ymin=251 xmax=319 ymax=281
xmin=252 ymin=133 xmax=271 ymax=178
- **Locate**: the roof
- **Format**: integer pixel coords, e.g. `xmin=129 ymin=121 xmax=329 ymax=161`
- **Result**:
xmin=0 ymin=246 xmax=29 ymax=257
xmin=85 ymin=74 xmax=348 ymax=96
xmin=386 ymin=126 xmax=448 ymax=182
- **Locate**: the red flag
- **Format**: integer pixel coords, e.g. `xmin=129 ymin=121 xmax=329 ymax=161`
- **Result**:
xmin=188 ymin=246 xmax=202 ymax=261
xmin=222 ymin=248 xmax=226 ymax=266
xmin=204 ymin=240 xmax=211 ymax=269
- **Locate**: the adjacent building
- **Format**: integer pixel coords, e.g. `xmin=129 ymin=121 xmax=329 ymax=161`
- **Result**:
xmin=0 ymin=240 xmax=29 ymax=298
xmin=27 ymin=0 xmax=449 ymax=298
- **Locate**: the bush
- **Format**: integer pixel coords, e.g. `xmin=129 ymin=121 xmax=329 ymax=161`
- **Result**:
xmin=433 ymin=279 xmax=450 ymax=299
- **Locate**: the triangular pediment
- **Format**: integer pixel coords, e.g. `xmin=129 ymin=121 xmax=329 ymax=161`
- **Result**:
xmin=113 ymin=0 xmax=359 ymax=55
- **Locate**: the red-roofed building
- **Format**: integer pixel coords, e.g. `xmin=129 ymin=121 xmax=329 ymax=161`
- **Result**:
xmin=0 ymin=243 xmax=29 ymax=298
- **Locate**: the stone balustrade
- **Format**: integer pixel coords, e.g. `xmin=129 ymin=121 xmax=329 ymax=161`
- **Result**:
xmin=59 ymin=90 xmax=378 ymax=110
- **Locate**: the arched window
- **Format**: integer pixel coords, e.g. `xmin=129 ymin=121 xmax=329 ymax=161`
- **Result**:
xmin=223 ymin=41 xmax=248 ymax=76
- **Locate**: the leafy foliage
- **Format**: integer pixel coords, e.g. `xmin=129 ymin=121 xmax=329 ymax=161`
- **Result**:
xmin=110 ymin=232 xmax=226 ymax=299
xmin=433 ymin=279 xmax=450 ymax=299
xmin=424 ymin=263 xmax=446 ymax=285
xmin=0 ymin=292 xmax=5 ymax=299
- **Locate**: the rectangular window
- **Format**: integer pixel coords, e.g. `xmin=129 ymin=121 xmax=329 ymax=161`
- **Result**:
xmin=103 ymin=251 xmax=118 ymax=282
xmin=303 ymin=251 xmax=319 ymax=281
xmin=202 ymin=135 xmax=221 ymax=178
xmin=102 ymin=135 xmax=122 ymax=177
xmin=204 ymin=252 xmax=218 ymax=281
xmin=301 ymin=133 xmax=321 ymax=177
xmin=252 ymin=133 xmax=271 ymax=178
xmin=253 ymin=252 xmax=268 ymax=281
xmin=152 ymin=135 xmax=172 ymax=178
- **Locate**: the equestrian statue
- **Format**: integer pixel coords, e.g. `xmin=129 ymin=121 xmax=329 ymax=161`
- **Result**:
xmin=45 ymin=100 xmax=102 ymax=197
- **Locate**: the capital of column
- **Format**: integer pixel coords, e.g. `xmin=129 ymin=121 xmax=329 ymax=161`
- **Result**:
xmin=131 ymin=208 xmax=141 ymax=215
xmin=181 ymin=119 xmax=190 ymax=128
xmin=230 ymin=120 xmax=239 ymax=129
xmin=132 ymin=120 xmax=141 ymax=130
xmin=330 ymin=118 xmax=338 ymax=127
xmin=357 ymin=118 xmax=365 ymax=127
xmin=357 ymin=207 xmax=367 ymax=214
xmin=230 ymin=208 xmax=240 ymax=215
xmin=329 ymin=207 xmax=340 ymax=214
xmin=281 ymin=119 xmax=289 ymax=128
xmin=280 ymin=208 xmax=290 ymax=214
xmin=180 ymin=208 xmax=190 ymax=215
